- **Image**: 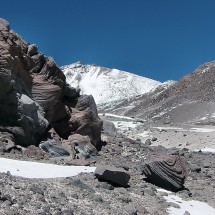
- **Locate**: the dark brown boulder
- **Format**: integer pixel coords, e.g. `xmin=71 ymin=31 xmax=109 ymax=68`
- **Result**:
xmin=94 ymin=165 xmax=130 ymax=187
xmin=142 ymin=154 xmax=188 ymax=191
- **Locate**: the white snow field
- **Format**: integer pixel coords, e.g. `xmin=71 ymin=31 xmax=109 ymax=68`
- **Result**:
xmin=0 ymin=158 xmax=96 ymax=179
xmin=164 ymin=194 xmax=215 ymax=215
xmin=62 ymin=62 xmax=162 ymax=107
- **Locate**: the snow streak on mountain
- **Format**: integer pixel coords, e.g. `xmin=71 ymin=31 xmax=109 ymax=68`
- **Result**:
xmin=62 ymin=62 xmax=162 ymax=108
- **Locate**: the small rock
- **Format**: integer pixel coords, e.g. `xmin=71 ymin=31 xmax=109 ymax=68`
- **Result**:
xmin=183 ymin=211 xmax=191 ymax=215
xmin=30 ymin=185 xmax=44 ymax=195
xmin=145 ymin=139 xmax=152 ymax=146
xmin=124 ymin=204 xmax=137 ymax=215
xmin=97 ymin=182 xmax=114 ymax=190
xmin=93 ymin=195 xmax=103 ymax=203
xmin=190 ymin=165 xmax=201 ymax=173
xmin=151 ymin=137 xmax=157 ymax=141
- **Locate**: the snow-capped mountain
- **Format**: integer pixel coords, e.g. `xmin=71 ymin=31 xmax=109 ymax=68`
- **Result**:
xmin=62 ymin=61 xmax=163 ymax=108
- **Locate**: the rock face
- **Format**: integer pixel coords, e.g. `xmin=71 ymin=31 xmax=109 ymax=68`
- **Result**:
xmin=0 ymin=18 xmax=102 ymax=157
xmin=94 ymin=165 xmax=130 ymax=187
xmin=142 ymin=154 xmax=188 ymax=191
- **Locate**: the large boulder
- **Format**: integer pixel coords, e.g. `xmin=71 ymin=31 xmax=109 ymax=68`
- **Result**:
xmin=52 ymin=108 xmax=102 ymax=148
xmin=142 ymin=154 xmax=188 ymax=191
xmin=94 ymin=165 xmax=130 ymax=187
xmin=0 ymin=18 xmax=102 ymax=150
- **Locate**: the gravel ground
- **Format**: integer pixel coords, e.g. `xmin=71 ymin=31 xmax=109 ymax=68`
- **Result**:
xmin=0 ymin=120 xmax=215 ymax=215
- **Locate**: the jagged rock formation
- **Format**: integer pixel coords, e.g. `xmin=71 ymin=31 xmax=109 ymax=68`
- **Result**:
xmin=0 ymin=18 xmax=102 ymax=158
xmin=142 ymin=154 xmax=188 ymax=191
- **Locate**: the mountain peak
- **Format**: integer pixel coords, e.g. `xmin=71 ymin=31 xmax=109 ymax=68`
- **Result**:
xmin=62 ymin=62 xmax=164 ymax=109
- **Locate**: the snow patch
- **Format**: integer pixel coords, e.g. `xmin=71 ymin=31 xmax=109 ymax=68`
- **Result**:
xmin=153 ymin=127 xmax=184 ymax=131
xmin=112 ymin=121 xmax=141 ymax=131
xmin=0 ymin=158 xmax=96 ymax=179
xmin=194 ymin=147 xmax=215 ymax=153
xmin=164 ymin=194 xmax=215 ymax=215
xmin=190 ymin=128 xmax=215 ymax=132
xmin=99 ymin=113 xmax=135 ymax=121
xmin=138 ymin=131 xmax=150 ymax=138
xmin=154 ymin=126 xmax=215 ymax=133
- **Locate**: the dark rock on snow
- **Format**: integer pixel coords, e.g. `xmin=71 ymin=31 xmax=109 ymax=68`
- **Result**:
xmin=94 ymin=165 xmax=130 ymax=187
xmin=142 ymin=153 xmax=188 ymax=191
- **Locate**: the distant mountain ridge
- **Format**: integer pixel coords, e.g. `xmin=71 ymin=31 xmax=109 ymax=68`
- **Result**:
xmin=62 ymin=61 xmax=215 ymax=125
xmin=62 ymin=62 xmax=174 ymax=109
xmin=109 ymin=61 xmax=215 ymax=125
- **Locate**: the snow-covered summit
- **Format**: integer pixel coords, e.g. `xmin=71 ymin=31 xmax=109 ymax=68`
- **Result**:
xmin=62 ymin=62 xmax=162 ymax=107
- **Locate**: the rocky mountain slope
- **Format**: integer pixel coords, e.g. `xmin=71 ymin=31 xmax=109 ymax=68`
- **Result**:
xmin=98 ymin=62 xmax=215 ymax=125
xmin=63 ymin=60 xmax=215 ymax=125
xmin=62 ymin=62 xmax=169 ymax=110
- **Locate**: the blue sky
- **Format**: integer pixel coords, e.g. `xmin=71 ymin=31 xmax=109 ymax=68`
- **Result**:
xmin=1 ymin=0 xmax=215 ymax=81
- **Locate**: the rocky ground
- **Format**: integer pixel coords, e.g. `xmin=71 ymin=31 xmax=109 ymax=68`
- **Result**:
xmin=1 ymin=117 xmax=215 ymax=215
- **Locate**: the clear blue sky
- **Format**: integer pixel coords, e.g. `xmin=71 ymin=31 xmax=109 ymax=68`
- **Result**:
xmin=1 ymin=0 xmax=215 ymax=81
